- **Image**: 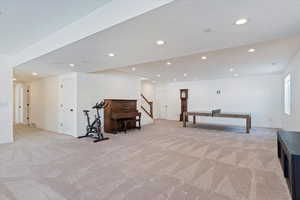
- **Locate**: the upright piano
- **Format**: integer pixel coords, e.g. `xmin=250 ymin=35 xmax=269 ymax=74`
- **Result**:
xmin=104 ymin=99 xmax=141 ymax=133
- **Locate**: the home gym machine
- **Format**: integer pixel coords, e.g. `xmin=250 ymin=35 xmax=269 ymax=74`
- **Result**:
xmin=78 ymin=100 xmax=109 ymax=143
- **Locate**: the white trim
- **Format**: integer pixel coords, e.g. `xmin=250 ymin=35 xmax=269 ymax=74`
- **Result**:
xmin=284 ymin=74 xmax=291 ymax=115
xmin=58 ymin=73 xmax=78 ymax=137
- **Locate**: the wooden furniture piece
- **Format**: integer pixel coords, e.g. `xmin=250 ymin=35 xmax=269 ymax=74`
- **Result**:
xmin=183 ymin=110 xmax=251 ymax=133
xmin=104 ymin=99 xmax=141 ymax=133
xmin=278 ymin=130 xmax=300 ymax=200
xmin=180 ymin=89 xmax=188 ymax=121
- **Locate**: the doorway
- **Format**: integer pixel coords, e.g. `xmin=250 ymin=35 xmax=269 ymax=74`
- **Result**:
xmin=156 ymin=87 xmax=168 ymax=119
xmin=14 ymin=83 xmax=25 ymax=124
xmin=59 ymin=77 xmax=77 ymax=136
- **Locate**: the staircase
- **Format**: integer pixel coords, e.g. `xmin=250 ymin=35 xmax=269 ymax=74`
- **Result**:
xmin=141 ymin=94 xmax=153 ymax=119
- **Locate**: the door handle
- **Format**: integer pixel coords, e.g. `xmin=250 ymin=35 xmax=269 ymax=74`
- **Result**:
xmin=70 ymin=109 xmax=74 ymax=112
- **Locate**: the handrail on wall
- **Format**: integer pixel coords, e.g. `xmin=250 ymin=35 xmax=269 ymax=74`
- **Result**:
xmin=141 ymin=94 xmax=153 ymax=118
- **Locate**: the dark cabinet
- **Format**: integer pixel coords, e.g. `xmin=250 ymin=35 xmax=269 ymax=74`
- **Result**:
xmin=278 ymin=130 xmax=300 ymax=200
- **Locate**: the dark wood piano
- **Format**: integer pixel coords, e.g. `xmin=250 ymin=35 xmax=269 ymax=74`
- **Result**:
xmin=104 ymin=99 xmax=141 ymax=133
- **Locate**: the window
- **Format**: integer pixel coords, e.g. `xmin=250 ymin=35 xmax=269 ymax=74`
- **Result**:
xmin=284 ymin=74 xmax=291 ymax=115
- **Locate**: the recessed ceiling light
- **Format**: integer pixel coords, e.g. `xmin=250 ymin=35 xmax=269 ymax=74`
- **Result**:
xmin=235 ymin=18 xmax=248 ymax=25
xmin=132 ymin=67 xmax=136 ymax=71
xmin=248 ymin=48 xmax=255 ymax=53
xmin=156 ymin=74 xmax=161 ymax=77
xmin=156 ymin=40 xmax=165 ymax=45
xmin=229 ymin=68 xmax=235 ymax=72
xmin=32 ymin=72 xmax=38 ymax=76
xmin=184 ymin=73 xmax=188 ymax=77
xmin=201 ymin=56 xmax=207 ymax=60
xmin=166 ymin=62 xmax=172 ymax=65
xmin=234 ymin=73 xmax=239 ymax=77
xmin=69 ymin=63 xmax=75 ymax=67
xmin=108 ymin=53 xmax=115 ymax=57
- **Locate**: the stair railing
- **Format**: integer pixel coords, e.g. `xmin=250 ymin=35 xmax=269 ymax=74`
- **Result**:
xmin=141 ymin=94 xmax=153 ymax=118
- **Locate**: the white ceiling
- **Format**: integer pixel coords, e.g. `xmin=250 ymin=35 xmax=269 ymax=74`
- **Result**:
xmin=14 ymin=0 xmax=300 ymax=82
xmin=117 ymin=36 xmax=300 ymax=82
xmin=0 ymin=0 xmax=112 ymax=55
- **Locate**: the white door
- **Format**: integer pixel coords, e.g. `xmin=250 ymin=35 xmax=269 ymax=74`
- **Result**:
xmin=156 ymin=88 xmax=168 ymax=119
xmin=14 ymin=84 xmax=24 ymax=124
xmin=60 ymin=78 xmax=76 ymax=136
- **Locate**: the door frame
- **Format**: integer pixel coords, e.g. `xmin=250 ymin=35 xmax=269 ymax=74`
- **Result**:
xmin=59 ymin=73 xmax=78 ymax=137
xmin=156 ymin=87 xmax=168 ymax=120
xmin=14 ymin=83 xmax=25 ymax=124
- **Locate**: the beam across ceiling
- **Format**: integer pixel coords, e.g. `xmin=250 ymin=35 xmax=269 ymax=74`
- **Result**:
xmin=11 ymin=0 xmax=174 ymax=68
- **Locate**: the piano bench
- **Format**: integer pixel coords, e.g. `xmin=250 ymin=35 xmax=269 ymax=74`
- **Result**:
xmin=123 ymin=119 xmax=130 ymax=134
xmin=118 ymin=115 xmax=141 ymax=134
xmin=117 ymin=119 xmax=133 ymax=134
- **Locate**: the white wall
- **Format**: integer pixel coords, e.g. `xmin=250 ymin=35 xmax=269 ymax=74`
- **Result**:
xmin=77 ymin=71 xmax=142 ymax=136
xmin=282 ymin=49 xmax=300 ymax=131
xmin=29 ymin=73 xmax=78 ymax=135
xmin=141 ymin=81 xmax=155 ymax=101
xmin=0 ymin=66 xmax=13 ymax=144
xmin=30 ymin=76 xmax=61 ymax=133
xmin=28 ymin=71 xmax=148 ymax=137
xmin=156 ymin=74 xmax=282 ymax=128
xmin=141 ymin=80 xmax=156 ymax=124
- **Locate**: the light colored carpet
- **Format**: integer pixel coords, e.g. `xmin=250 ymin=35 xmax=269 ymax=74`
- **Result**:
xmin=0 ymin=120 xmax=291 ymax=200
